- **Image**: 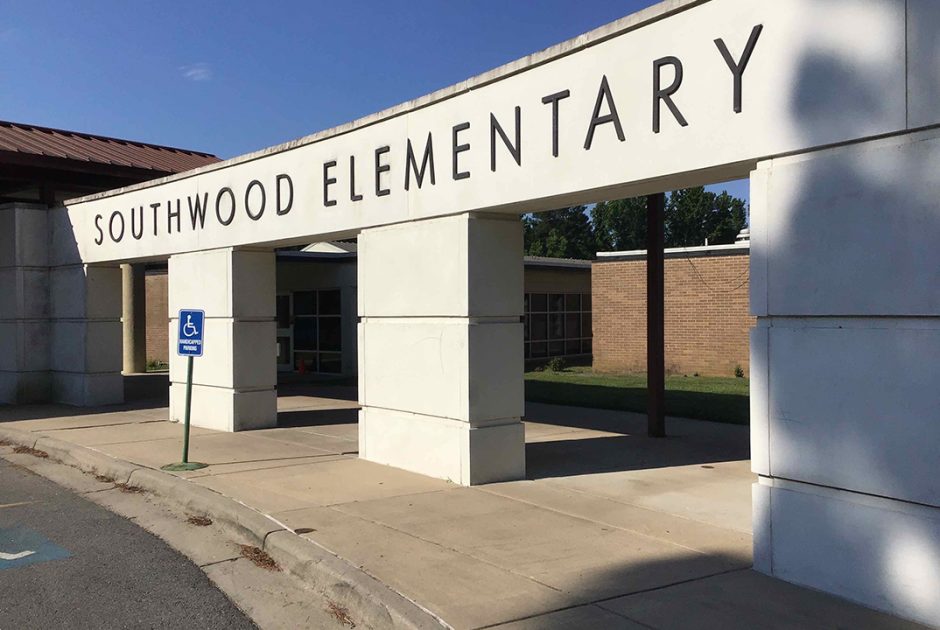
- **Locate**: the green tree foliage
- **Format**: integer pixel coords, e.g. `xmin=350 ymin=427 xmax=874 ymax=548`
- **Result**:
xmin=591 ymin=197 xmax=647 ymax=252
xmin=665 ymin=187 xmax=747 ymax=248
xmin=523 ymin=206 xmax=595 ymax=259
xmin=524 ymin=187 xmax=747 ymax=258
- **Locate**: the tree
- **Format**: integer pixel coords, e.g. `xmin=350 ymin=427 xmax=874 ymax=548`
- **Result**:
xmin=524 ymin=188 xmax=748 ymax=257
xmin=591 ymin=197 xmax=647 ymax=252
xmin=665 ymin=187 xmax=747 ymax=248
xmin=523 ymin=206 xmax=594 ymax=259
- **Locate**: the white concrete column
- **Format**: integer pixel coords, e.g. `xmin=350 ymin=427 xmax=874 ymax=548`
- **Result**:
xmin=0 ymin=203 xmax=51 ymax=403
xmin=749 ymin=130 xmax=940 ymax=627
xmin=168 ymin=248 xmax=276 ymax=432
xmin=122 ymin=263 xmax=147 ymax=374
xmin=357 ymin=213 xmax=525 ymax=486
xmin=48 ymin=263 xmax=124 ymax=406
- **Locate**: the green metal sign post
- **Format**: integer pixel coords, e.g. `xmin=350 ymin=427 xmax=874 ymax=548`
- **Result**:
xmin=162 ymin=310 xmax=208 ymax=472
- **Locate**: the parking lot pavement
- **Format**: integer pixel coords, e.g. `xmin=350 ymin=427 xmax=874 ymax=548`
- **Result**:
xmin=0 ymin=458 xmax=255 ymax=630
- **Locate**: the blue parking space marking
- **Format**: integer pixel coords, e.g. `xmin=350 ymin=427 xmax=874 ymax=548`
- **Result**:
xmin=0 ymin=527 xmax=70 ymax=570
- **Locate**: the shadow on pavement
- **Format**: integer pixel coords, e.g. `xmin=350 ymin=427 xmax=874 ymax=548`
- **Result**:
xmin=276 ymin=407 xmax=358 ymax=428
xmin=526 ymin=432 xmax=748 ymax=480
xmin=507 ymin=560 xmax=925 ymax=630
xmin=525 ymin=380 xmax=749 ymax=425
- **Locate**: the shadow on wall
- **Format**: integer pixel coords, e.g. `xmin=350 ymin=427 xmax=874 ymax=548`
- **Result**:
xmin=123 ymin=373 xmax=169 ymax=404
xmin=0 ymin=378 xmax=167 ymax=422
xmin=753 ymin=8 xmax=940 ymax=624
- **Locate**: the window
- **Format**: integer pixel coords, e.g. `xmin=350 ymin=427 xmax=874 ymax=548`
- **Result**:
xmin=524 ymin=292 xmax=592 ymax=359
xmin=293 ymin=289 xmax=342 ymax=373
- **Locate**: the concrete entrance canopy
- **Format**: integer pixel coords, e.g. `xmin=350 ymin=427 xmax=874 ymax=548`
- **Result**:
xmin=65 ymin=0 xmax=922 ymax=264
xmin=9 ymin=1 xmax=939 ymax=625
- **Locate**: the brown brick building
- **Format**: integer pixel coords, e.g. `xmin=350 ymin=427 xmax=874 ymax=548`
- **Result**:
xmin=592 ymin=243 xmax=753 ymax=377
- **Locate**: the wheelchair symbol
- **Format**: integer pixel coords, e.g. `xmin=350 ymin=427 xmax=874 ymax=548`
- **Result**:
xmin=182 ymin=314 xmax=199 ymax=338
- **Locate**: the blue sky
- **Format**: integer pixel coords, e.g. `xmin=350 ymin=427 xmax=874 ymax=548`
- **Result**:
xmin=0 ymin=0 xmax=747 ymax=202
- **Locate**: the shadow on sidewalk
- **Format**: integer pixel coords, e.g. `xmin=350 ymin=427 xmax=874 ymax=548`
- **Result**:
xmin=513 ymin=560 xmax=921 ymax=629
xmin=525 ymin=432 xmax=748 ymax=480
xmin=523 ymin=401 xmax=749 ymax=479
xmin=276 ymin=407 xmax=358 ymax=428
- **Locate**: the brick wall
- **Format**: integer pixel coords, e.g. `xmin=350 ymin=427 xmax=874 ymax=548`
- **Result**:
xmin=145 ymin=270 xmax=169 ymax=364
xmin=592 ymin=249 xmax=754 ymax=377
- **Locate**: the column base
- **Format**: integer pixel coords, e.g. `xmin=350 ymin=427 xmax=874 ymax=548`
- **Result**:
xmin=753 ymin=478 xmax=940 ymax=627
xmin=359 ymin=406 xmax=525 ymax=486
xmin=51 ymin=372 xmax=123 ymax=406
xmin=170 ymin=383 xmax=276 ymax=432
xmin=0 ymin=371 xmax=51 ymax=404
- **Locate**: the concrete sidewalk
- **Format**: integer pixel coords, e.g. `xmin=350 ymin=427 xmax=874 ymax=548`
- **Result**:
xmin=0 ymin=392 xmax=926 ymax=629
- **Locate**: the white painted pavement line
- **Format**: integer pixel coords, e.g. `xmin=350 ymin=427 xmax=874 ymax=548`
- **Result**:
xmin=0 ymin=501 xmax=38 ymax=509
xmin=0 ymin=550 xmax=35 ymax=561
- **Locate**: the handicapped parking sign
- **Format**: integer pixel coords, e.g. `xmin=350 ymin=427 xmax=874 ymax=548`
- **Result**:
xmin=177 ymin=309 xmax=205 ymax=357
xmin=165 ymin=309 xmax=209 ymax=471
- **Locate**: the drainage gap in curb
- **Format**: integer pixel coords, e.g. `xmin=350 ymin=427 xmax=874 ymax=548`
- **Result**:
xmin=239 ymin=545 xmax=280 ymax=571
xmin=13 ymin=445 xmax=49 ymax=459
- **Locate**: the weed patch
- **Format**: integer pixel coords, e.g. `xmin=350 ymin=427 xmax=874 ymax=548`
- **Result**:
xmin=239 ymin=545 xmax=279 ymax=571
xmin=326 ymin=601 xmax=355 ymax=628
xmin=13 ymin=445 xmax=48 ymax=458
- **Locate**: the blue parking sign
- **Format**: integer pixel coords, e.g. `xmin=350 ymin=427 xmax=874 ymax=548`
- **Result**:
xmin=177 ymin=309 xmax=205 ymax=357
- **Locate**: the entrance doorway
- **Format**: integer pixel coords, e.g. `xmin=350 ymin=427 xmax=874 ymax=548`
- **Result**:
xmin=276 ymin=293 xmax=293 ymax=372
xmin=277 ymin=289 xmax=344 ymax=375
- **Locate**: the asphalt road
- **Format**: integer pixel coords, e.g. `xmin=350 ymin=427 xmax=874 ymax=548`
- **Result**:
xmin=0 ymin=458 xmax=256 ymax=630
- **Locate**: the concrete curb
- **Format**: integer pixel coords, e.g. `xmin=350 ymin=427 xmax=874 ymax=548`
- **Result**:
xmin=0 ymin=425 xmax=448 ymax=630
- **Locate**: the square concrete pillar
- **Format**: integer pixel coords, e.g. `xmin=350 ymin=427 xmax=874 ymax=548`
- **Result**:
xmin=48 ymin=263 xmax=124 ymax=406
xmin=358 ymin=213 xmax=525 ymax=486
xmin=749 ymin=130 xmax=940 ymax=627
xmin=0 ymin=203 xmax=51 ymax=403
xmin=168 ymin=248 xmax=276 ymax=432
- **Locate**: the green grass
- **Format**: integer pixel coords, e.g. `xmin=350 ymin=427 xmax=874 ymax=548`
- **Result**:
xmin=525 ymin=366 xmax=749 ymax=425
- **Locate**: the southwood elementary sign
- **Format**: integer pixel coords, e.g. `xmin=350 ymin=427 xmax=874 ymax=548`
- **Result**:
xmin=65 ymin=2 xmax=852 ymax=267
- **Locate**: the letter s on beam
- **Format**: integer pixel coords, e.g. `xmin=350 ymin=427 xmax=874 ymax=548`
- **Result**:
xmin=94 ymin=214 xmax=104 ymax=245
